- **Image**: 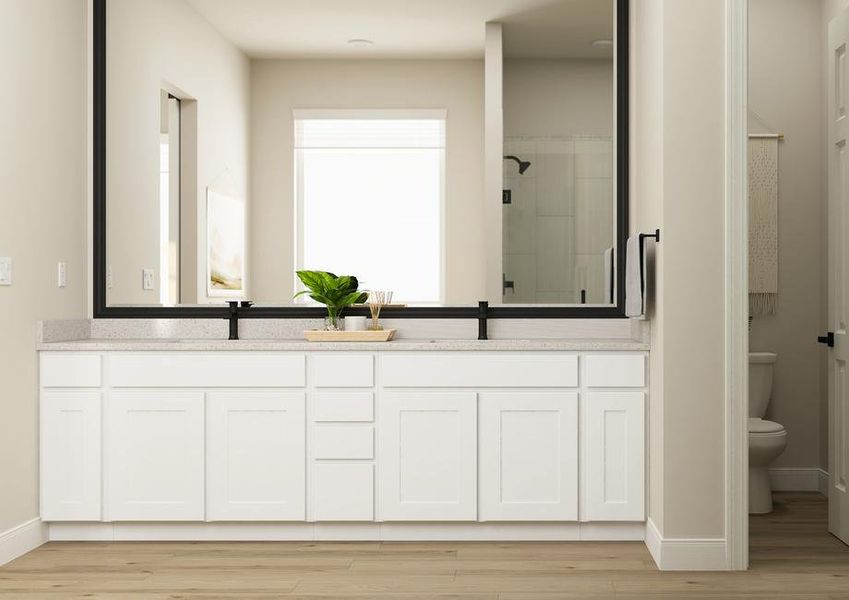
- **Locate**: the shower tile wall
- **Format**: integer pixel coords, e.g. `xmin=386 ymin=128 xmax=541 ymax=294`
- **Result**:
xmin=503 ymin=138 xmax=614 ymax=304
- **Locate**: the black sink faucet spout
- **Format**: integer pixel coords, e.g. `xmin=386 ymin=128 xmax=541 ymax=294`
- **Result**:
xmin=227 ymin=301 xmax=253 ymax=340
xmin=478 ymin=301 xmax=489 ymax=341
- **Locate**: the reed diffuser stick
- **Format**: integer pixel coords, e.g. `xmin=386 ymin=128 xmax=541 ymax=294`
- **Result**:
xmin=367 ymin=291 xmax=393 ymax=331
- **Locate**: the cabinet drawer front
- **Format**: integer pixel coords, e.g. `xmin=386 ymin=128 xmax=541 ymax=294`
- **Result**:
xmin=382 ymin=353 xmax=578 ymax=388
xmin=41 ymin=353 xmax=101 ymax=388
xmin=312 ymin=463 xmax=374 ymax=521
xmin=313 ymin=426 xmax=374 ymax=459
xmin=313 ymin=354 xmax=374 ymax=388
xmin=584 ymin=354 xmax=645 ymax=387
xmin=314 ymin=392 xmax=374 ymax=422
xmin=109 ymin=353 xmax=305 ymax=387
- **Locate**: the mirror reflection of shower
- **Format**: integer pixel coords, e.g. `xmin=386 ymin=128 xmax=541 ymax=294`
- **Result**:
xmin=503 ymin=155 xmax=532 ymax=174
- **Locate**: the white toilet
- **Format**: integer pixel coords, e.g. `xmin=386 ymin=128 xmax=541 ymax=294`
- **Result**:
xmin=749 ymin=352 xmax=787 ymax=514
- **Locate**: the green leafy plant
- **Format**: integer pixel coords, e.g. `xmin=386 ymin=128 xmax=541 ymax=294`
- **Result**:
xmin=294 ymin=271 xmax=368 ymax=329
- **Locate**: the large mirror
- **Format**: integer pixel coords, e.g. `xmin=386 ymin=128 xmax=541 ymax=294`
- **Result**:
xmin=97 ymin=0 xmax=626 ymax=315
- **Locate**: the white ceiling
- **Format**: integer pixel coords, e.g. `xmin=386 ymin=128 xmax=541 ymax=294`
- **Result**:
xmin=184 ymin=0 xmax=614 ymax=60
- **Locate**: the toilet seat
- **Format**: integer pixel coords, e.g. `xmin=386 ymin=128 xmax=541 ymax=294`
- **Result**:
xmin=748 ymin=418 xmax=785 ymax=436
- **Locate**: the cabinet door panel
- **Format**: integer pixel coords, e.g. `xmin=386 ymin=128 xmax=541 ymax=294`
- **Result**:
xmin=207 ymin=391 xmax=305 ymax=520
xmin=380 ymin=392 xmax=477 ymax=521
xmin=107 ymin=390 xmax=204 ymax=521
xmin=480 ymin=392 xmax=578 ymax=521
xmin=583 ymin=392 xmax=645 ymax=521
xmin=41 ymin=390 xmax=102 ymax=521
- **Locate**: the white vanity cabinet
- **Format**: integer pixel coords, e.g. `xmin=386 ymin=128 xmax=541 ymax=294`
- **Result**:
xmin=39 ymin=348 xmax=648 ymax=537
xmin=39 ymin=353 xmax=103 ymax=521
xmin=479 ymin=392 xmax=579 ymax=521
xmin=106 ymin=390 xmax=205 ymax=521
xmin=379 ymin=392 xmax=478 ymax=521
xmin=40 ymin=389 xmax=102 ymax=521
xmin=207 ymin=391 xmax=306 ymax=520
xmin=582 ymin=391 xmax=645 ymax=521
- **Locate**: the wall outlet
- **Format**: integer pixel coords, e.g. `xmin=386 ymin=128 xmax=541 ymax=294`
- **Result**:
xmin=106 ymin=266 xmax=113 ymax=289
xmin=57 ymin=262 xmax=67 ymax=288
xmin=0 ymin=257 xmax=11 ymax=286
xmin=143 ymin=268 xmax=154 ymax=290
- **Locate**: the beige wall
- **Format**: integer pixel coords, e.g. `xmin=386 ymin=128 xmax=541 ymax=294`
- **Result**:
xmin=106 ymin=0 xmax=250 ymax=305
xmin=631 ymin=0 xmax=727 ymax=539
xmin=0 ymin=0 xmax=88 ymax=532
xmin=249 ymin=59 xmax=485 ymax=305
xmin=630 ymin=0 xmax=665 ymax=533
xmin=504 ymin=58 xmax=613 ymax=138
xmin=748 ymin=0 xmax=827 ymax=471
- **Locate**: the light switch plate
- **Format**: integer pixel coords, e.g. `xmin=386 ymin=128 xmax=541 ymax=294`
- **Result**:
xmin=57 ymin=262 xmax=67 ymax=288
xmin=142 ymin=268 xmax=154 ymax=290
xmin=0 ymin=257 xmax=11 ymax=286
xmin=106 ymin=266 xmax=113 ymax=289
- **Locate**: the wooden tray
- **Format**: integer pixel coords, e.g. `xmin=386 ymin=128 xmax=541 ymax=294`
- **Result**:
xmin=304 ymin=329 xmax=396 ymax=342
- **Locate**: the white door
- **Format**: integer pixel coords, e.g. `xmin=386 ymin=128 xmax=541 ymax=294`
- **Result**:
xmin=582 ymin=392 xmax=645 ymax=521
xmin=40 ymin=390 xmax=102 ymax=521
xmin=379 ymin=392 xmax=477 ymax=520
xmin=479 ymin=392 xmax=578 ymax=521
xmin=107 ymin=390 xmax=205 ymax=521
xmin=207 ymin=391 xmax=306 ymax=520
xmin=829 ymin=9 xmax=849 ymax=546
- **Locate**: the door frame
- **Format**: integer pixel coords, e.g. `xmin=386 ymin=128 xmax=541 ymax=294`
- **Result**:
xmin=725 ymin=0 xmax=750 ymax=571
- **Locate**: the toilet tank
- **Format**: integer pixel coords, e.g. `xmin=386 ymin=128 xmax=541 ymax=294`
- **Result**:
xmin=749 ymin=352 xmax=777 ymax=418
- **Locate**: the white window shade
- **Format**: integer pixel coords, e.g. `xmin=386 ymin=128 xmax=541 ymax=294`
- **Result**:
xmin=295 ymin=116 xmax=445 ymax=149
xmin=295 ymin=112 xmax=446 ymax=304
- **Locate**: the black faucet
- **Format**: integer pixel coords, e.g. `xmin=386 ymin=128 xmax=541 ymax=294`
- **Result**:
xmin=227 ymin=300 xmax=253 ymax=340
xmin=478 ymin=301 xmax=488 ymax=341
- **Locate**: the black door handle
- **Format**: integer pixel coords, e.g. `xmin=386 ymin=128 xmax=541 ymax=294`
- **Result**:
xmin=818 ymin=332 xmax=835 ymax=348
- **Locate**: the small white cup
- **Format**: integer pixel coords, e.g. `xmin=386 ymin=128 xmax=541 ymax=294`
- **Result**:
xmin=344 ymin=316 xmax=367 ymax=331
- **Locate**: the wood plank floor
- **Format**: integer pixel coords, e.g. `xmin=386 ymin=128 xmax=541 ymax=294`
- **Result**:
xmin=1 ymin=493 xmax=848 ymax=599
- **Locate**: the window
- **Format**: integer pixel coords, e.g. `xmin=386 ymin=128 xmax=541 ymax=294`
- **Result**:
xmin=294 ymin=110 xmax=445 ymax=303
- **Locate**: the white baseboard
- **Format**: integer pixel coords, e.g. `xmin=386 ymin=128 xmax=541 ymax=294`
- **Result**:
xmin=769 ymin=468 xmax=829 ymax=494
xmin=0 ymin=518 xmax=48 ymax=566
xmin=48 ymin=521 xmax=645 ymax=542
xmin=645 ymin=519 xmax=728 ymax=571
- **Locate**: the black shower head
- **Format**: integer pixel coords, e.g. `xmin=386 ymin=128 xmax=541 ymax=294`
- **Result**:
xmin=504 ymin=155 xmax=531 ymax=175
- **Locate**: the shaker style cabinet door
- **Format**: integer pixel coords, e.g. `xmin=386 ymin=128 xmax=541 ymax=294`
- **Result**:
xmin=479 ymin=392 xmax=578 ymax=521
xmin=40 ymin=390 xmax=102 ymax=521
xmin=207 ymin=391 xmax=306 ymax=520
xmin=379 ymin=392 xmax=477 ymax=521
xmin=106 ymin=390 xmax=205 ymax=521
xmin=582 ymin=392 xmax=645 ymax=521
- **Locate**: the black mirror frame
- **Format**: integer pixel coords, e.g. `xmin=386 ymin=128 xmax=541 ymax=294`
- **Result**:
xmin=92 ymin=0 xmax=628 ymax=320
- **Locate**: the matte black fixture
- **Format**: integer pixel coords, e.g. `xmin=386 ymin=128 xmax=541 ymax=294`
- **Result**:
xmin=478 ymin=301 xmax=489 ymax=340
xmin=637 ymin=229 xmax=661 ymax=301
xmin=503 ymin=273 xmax=514 ymax=294
xmin=818 ymin=331 xmax=835 ymax=348
xmin=502 ymin=189 xmax=512 ymax=204
xmin=503 ymin=155 xmax=531 ymax=175
xmin=227 ymin=300 xmax=254 ymax=340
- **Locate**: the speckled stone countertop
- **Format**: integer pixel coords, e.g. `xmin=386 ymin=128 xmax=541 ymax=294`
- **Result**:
xmin=37 ymin=338 xmax=649 ymax=352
